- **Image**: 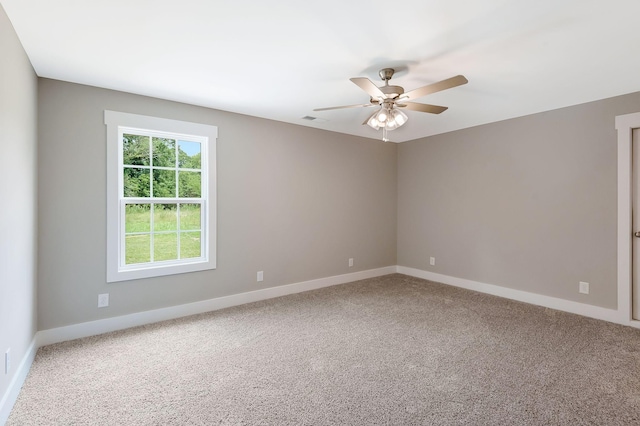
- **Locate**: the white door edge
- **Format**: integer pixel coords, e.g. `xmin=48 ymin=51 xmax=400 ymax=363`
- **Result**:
xmin=616 ymin=111 xmax=640 ymax=325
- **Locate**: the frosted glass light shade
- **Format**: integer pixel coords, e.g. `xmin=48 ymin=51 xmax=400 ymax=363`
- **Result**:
xmin=367 ymin=107 xmax=408 ymax=131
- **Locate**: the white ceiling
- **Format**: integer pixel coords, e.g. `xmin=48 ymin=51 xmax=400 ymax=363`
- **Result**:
xmin=3 ymin=0 xmax=640 ymax=142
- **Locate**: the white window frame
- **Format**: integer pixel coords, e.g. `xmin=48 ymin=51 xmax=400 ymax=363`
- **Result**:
xmin=105 ymin=110 xmax=217 ymax=282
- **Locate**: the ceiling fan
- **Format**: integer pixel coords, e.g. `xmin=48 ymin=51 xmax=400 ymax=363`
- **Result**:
xmin=314 ymin=68 xmax=468 ymax=141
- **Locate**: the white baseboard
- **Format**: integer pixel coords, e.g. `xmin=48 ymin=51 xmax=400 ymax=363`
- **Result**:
xmin=36 ymin=266 xmax=397 ymax=347
xmin=32 ymin=264 xmax=635 ymax=349
xmin=0 ymin=338 xmax=38 ymax=426
xmin=397 ymin=266 xmax=623 ymax=324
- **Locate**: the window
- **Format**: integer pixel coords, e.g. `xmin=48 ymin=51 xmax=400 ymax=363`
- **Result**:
xmin=105 ymin=111 xmax=217 ymax=282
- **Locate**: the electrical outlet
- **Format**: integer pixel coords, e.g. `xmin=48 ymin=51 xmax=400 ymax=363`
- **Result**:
xmin=348 ymin=258 xmax=354 ymax=267
xmin=98 ymin=293 xmax=109 ymax=308
xmin=579 ymin=281 xmax=590 ymax=294
xmin=430 ymin=257 xmax=436 ymax=266
xmin=5 ymin=348 xmax=10 ymax=375
xmin=257 ymin=271 xmax=264 ymax=282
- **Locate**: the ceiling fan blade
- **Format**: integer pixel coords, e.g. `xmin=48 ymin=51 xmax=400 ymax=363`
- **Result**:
xmin=350 ymin=77 xmax=385 ymax=99
xmin=397 ymin=102 xmax=448 ymax=114
xmin=403 ymin=75 xmax=468 ymax=100
xmin=313 ymin=103 xmax=374 ymax=112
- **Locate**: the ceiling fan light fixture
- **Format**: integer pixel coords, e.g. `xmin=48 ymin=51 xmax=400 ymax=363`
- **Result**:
xmin=367 ymin=106 xmax=408 ymax=131
xmin=387 ymin=108 xmax=407 ymax=130
xmin=386 ymin=117 xmax=398 ymax=130
xmin=368 ymin=117 xmax=379 ymax=128
xmin=366 ymin=108 xmax=384 ymax=130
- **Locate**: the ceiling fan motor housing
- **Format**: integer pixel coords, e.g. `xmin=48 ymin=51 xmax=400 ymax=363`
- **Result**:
xmin=380 ymin=85 xmax=404 ymax=98
xmin=378 ymin=68 xmax=404 ymax=98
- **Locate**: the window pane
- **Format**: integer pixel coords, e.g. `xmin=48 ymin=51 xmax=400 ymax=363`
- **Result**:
xmin=152 ymin=137 xmax=176 ymax=167
xmin=180 ymin=204 xmax=201 ymax=230
xmin=152 ymin=169 xmax=176 ymax=197
xmin=154 ymin=233 xmax=178 ymax=261
xmin=154 ymin=204 xmax=177 ymax=231
xmin=125 ymin=234 xmax=150 ymax=264
xmin=124 ymin=167 xmax=150 ymax=197
xmin=125 ymin=204 xmax=151 ymax=233
xmin=181 ymin=231 xmax=201 ymax=259
xmin=123 ymin=134 xmax=150 ymax=166
xmin=178 ymin=171 xmax=201 ymax=198
xmin=178 ymin=141 xmax=201 ymax=169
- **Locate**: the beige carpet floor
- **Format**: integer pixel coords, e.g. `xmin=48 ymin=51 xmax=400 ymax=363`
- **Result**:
xmin=7 ymin=274 xmax=640 ymax=425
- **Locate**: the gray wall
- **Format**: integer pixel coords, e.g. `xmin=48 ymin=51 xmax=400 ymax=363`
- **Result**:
xmin=0 ymin=4 xmax=38 ymax=408
xmin=8 ymin=18 xmax=640 ymax=341
xmin=398 ymin=92 xmax=640 ymax=309
xmin=37 ymin=79 xmax=398 ymax=330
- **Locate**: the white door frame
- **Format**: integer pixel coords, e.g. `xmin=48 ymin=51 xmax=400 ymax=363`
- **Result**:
xmin=616 ymin=111 xmax=640 ymax=328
